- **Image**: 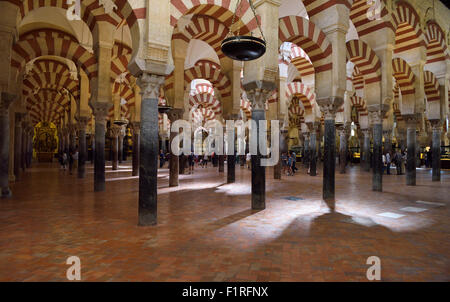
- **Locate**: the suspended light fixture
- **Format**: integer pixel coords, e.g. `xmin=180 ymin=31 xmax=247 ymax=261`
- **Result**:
xmin=221 ymin=0 xmax=266 ymax=61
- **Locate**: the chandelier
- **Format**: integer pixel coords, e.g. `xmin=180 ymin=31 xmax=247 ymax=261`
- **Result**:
xmin=221 ymin=0 xmax=266 ymax=61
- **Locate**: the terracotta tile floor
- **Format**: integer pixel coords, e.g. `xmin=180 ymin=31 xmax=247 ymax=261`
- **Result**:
xmin=0 ymin=161 xmax=449 ymax=281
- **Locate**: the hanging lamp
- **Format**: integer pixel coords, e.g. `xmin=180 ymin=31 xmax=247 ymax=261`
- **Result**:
xmin=221 ymin=0 xmax=266 ymax=61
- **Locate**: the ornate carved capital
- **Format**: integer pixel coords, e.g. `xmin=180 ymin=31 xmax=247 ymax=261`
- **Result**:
xmin=137 ymin=73 xmax=165 ymax=99
xmin=429 ymin=119 xmax=442 ymax=131
xmin=77 ymin=116 xmax=90 ymax=131
xmin=92 ymin=102 xmax=112 ymax=124
xmin=402 ymin=114 xmax=418 ymax=129
xmin=367 ymin=104 xmax=389 ymax=125
xmin=110 ymin=125 xmax=122 ymax=138
xmin=167 ymin=108 xmax=184 ymax=122
xmin=0 ymin=92 xmax=16 ymax=116
xmin=131 ymin=122 xmax=141 ymax=135
xmin=316 ymin=97 xmax=344 ymax=120
xmin=243 ymin=81 xmax=276 ymax=111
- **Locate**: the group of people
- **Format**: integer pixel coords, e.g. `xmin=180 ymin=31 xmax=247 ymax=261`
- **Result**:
xmin=281 ymin=152 xmax=298 ymax=176
xmin=58 ymin=148 xmax=78 ymax=175
xmin=381 ymin=150 xmax=407 ymax=175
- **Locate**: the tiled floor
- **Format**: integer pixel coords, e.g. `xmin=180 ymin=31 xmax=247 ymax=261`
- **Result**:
xmin=0 ymin=161 xmax=449 ymax=281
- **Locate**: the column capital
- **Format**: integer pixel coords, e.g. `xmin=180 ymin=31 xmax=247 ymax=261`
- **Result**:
xmin=306 ymin=121 xmax=320 ymax=133
xmin=77 ymin=116 xmax=90 ymax=131
xmin=15 ymin=112 xmax=26 ymax=125
xmin=131 ymin=122 xmax=141 ymax=135
xmin=110 ymin=124 xmax=122 ymax=138
xmin=224 ymin=113 xmax=240 ymax=121
xmin=367 ymin=104 xmax=389 ymax=125
xmin=243 ymin=80 xmax=276 ymax=111
xmin=361 ymin=128 xmax=371 ymax=137
xmin=402 ymin=114 xmax=419 ymax=129
xmin=0 ymin=92 xmax=16 ymax=116
xmin=137 ymin=73 xmax=165 ymax=99
xmin=302 ymin=132 xmax=310 ymax=140
xmin=91 ymin=102 xmax=112 ymax=124
xmin=429 ymin=119 xmax=442 ymax=131
xmin=167 ymin=108 xmax=184 ymax=122
xmin=317 ymin=97 xmax=344 ymax=120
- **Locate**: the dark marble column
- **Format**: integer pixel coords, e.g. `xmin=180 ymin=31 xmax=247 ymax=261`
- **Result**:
xmin=303 ymin=132 xmax=310 ymax=168
xmin=111 ymin=125 xmax=121 ymax=170
xmin=338 ymin=125 xmax=348 ymax=174
xmin=92 ymin=102 xmax=110 ymax=192
xmin=137 ymin=73 xmax=165 ymax=226
xmin=91 ymin=135 xmax=95 ymax=164
xmin=369 ymin=105 xmax=388 ymax=192
xmin=168 ymin=109 xmax=183 ymax=187
xmin=275 ymin=127 xmax=289 ymax=179
xmin=118 ymin=131 xmax=124 ymax=163
xmin=383 ymin=130 xmax=392 ymax=154
xmin=13 ymin=113 xmax=24 ymax=181
xmin=131 ymin=122 xmax=140 ymax=176
xmin=317 ymin=97 xmax=343 ymax=200
xmin=77 ymin=117 xmax=89 ymax=178
xmin=362 ymin=129 xmax=371 ymax=172
xmin=0 ymin=93 xmax=15 ymax=197
xmin=26 ymin=127 xmax=32 ymax=168
xmin=21 ymin=124 xmax=27 ymax=172
xmin=430 ymin=120 xmax=441 ymax=181
xmin=218 ymin=155 xmax=224 ymax=172
xmin=244 ymin=81 xmax=274 ymax=210
xmin=308 ymin=123 xmax=318 ymax=176
xmin=404 ymin=115 xmax=417 ymax=186
xmin=227 ymin=155 xmax=235 ymax=183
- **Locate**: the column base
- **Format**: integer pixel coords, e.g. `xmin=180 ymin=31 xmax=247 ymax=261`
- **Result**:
xmin=1 ymin=187 xmax=12 ymax=198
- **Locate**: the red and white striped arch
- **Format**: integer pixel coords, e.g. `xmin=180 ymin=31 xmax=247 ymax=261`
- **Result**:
xmin=111 ymin=41 xmax=133 ymax=82
xmin=23 ymin=73 xmax=80 ymax=100
xmin=184 ymin=62 xmax=231 ymax=98
xmin=170 ymin=0 xmax=258 ymax=35
xmin=279 ymin=16 xmax=332 ymax=73
xmin=423 ymin=71 xmax=440 ymax=103
xmin=27 ymin=89 xmax=68 ymax=125
xmin=346 ymin=39 xmax=381 ymax=84
xmin=189 ymin=93 xmax=222 ymax=116
xmin=112 ymin=83 xmax=135 ymax=104
xmin=424 ymin=21 xmax=449 ymax=64
xmin=194 ymin=82 xmax=215 ymax=96
xmin=290 ymin=44 xmax=315 ymax=78
xmin=392 ymin=102 xmax=403 ymax=122
xmin=191 ymin=107 xmax=216 ymax=124
xmin=349 ymin=95 xmax=367 ymax=116
xmin=392 ymin=57 xmax=415 ymax=96
xmin=172 ymin=15 xmax=228 ymax=59
xmin=352 ymin=67 xmax=364 ymax=91
xmin=392 ymin=1 xmax=425 ymax=54
xmin=11 ymin=29 xmax=97 ymax=80
xmin=303 ymin=0 xmax=352 ymax=18
xmin=31 ymin=59 xmax=72 ymax=78
xmin=285 ymin=82 xmax=316 ymax=110
xmin=349 ymin=0 xmax=394 ymax=38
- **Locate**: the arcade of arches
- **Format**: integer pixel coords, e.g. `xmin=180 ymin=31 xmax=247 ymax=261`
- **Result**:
xmin=0 ymin=0 xmax=449 ymax=281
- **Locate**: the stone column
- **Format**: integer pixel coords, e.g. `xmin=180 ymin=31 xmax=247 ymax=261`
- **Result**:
xmin=338 ymin=124 xmax=349 ymax=174
xmin=137 ymin=73 xmax=165 ymax=226
xmin=218 ymin=155 xmax=224 ymax=172
xmin=244 ymin=81 xmax=275 ymax=210
xmin=383 ymin=130 xmax=392 ymax=154
xmin=0 ymin=93 xmax=15 ymax=197
xmin=368 ymin=105 xmax=388 ymax=192
xmin=274 ymin=128 xmax=288 ymax=180
xmin=167 ymin=109 xmax=183 ymax=187
xmin=303 ymin=132 xmax=310 ymax=168
xmin=91 ymin=134 xmax=95 ymax=164
xmin=21 ymin=122 xmax=28 ymax=172
xmin=362 ymin=128 xmax=371 ymax=172
xmin=404 ymin=114 xmax=417 ymax=186
xmin=118 ymin=128 xmax=125 ymax=163
xmin=110 ymin=125 xmax=121 ymax=170
xmin=26 ymin=126 xmax=33 ymax=168
xmin=430 ymin=120 xmax=441 ymax=181
xmin=131 ymin=122 xmax=140 ymax=176
xmin=92 ymin=102 xmax=110 ymax=192
xmin=226 ymin=114 xmax=238 ymax=183
xmin=317 ymin=97 xmax=344 ymax=200
xmin=13 ymin=113 xmax=25 ymax=181
xmin=307 ymin=123 xmax=319 ymax=176
xmin=77 ymin=117 xmax=89 ymax=178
